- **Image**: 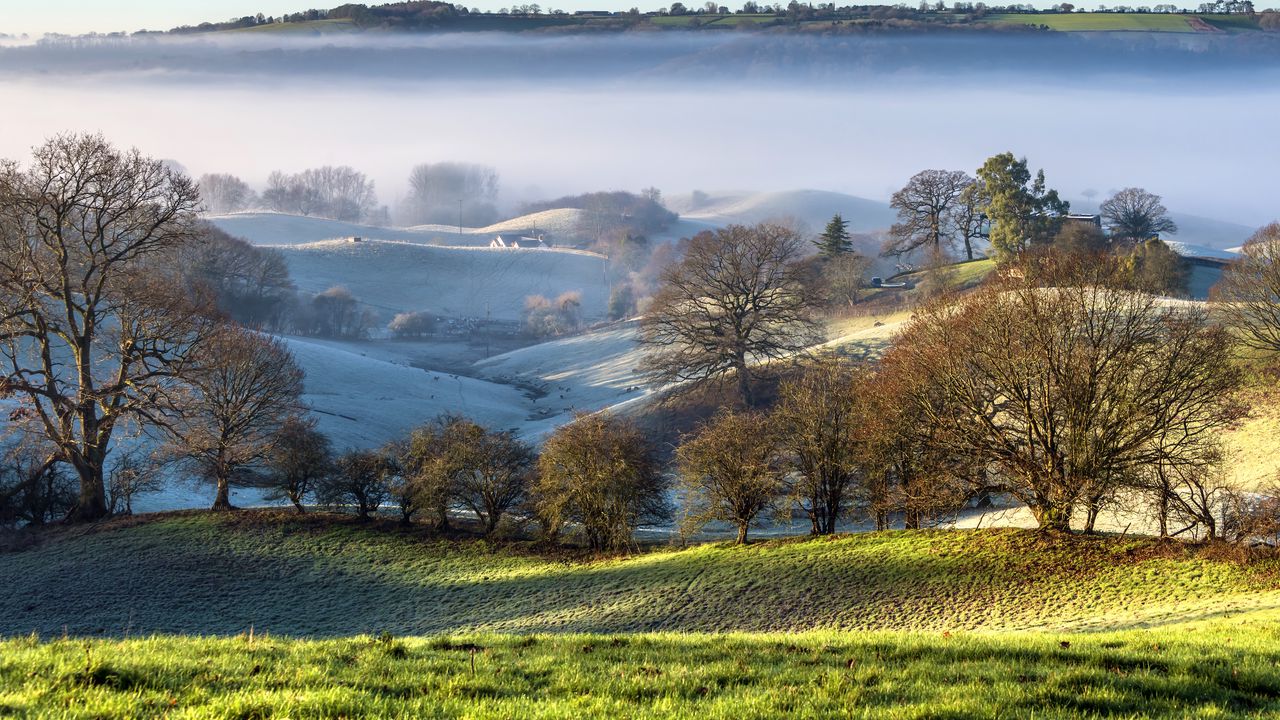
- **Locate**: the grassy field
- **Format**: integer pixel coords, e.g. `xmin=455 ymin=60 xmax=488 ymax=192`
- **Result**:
xmin=3 ymin=512 xmax=1279 ymax=638
xmin=986 ymin=12 xmax=1199 ymax=31
xmin=4 ymin=514 xmax=1280 ymax=717
xmin=4 ymin=624 xmax=1280 ymax=718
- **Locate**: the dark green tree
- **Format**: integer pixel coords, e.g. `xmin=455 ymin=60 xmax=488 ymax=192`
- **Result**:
xmin=976 ymin=152 xmax=1068 ymax=262
xmin=814 ymin=214 xmax=853 ymax=256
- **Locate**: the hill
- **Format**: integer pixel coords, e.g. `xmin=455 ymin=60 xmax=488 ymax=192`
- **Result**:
xmin=3 ymin=513 xmax=1276 ymax=638
xmin=207 ymin=209 xmax=587 ymax=248
xmin=271 ymin=239 xmax=610 ymax=321
xmin=671 ymin=189 xmax=898 ymax=235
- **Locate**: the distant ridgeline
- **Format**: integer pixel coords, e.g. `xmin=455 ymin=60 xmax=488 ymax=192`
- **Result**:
xmin=151 ymin=1 xmax=1280 ymax=36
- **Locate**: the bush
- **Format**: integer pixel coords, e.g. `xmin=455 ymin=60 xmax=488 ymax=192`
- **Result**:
xmin=534 ymin=413 xmax=669 ymax=550
xmin=389 ymin=311 xmax=436 ymax=339
xmin=318 ymin=449 xmax=392 ymax=519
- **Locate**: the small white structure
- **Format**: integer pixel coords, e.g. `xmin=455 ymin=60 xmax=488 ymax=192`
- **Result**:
xmin=491 ymin=234 xmax=548 ymax=249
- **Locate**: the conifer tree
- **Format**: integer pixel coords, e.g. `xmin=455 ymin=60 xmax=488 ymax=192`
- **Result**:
xmin=815 ymin=214 xmax=853 ymax=256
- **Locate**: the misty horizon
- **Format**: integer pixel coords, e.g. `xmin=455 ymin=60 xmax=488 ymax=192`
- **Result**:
xmin=2 ymin=31 xmax=1278 ymax=226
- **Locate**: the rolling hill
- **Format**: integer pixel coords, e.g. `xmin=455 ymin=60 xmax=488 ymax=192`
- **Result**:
xmin=208 ymin=208 xmax=586 ymax=247
xmin=270 ymin=239 xmax=610 ymax=322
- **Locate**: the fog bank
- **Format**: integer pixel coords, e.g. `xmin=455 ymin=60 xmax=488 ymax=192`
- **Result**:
xmin=1 ymin=31 xmax=1277 ymax=225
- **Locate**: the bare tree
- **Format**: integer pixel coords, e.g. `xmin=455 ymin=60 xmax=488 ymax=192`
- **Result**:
xmin=167 ymin=327 xmax=305 ymax=510
xmin=263 ymin=416 xmax=332 ymax=513
xmin=0 ymin=134 xmax=210 ymax=521
xmin=405 ymin=162 xmax=499 ymax=226
xmin=437 ymin=418 xmax=535 ymax=535
xmin=319 ymin=448 xmax=391 ymax=519
xmin=951 ymin=181 xmax=986 ymax=261
xmin=677 ymin=409 xmax=786 ymax=544
xmin=263 ymin=166 xmax=378 ymax=223
xmin=883 ymin=169 xmax=973 ymax=258
xmin=886 ymin=272 xmax=1243 ymax=532
xmin=1213 ymin=223 xmax=1280 ymax=354
xmin=106 ymin=450 xmax=163 ymax=516
xmin=534 ymin=412 xmax=669 ymax=550
xmin=774 ymin=357 xmax=869 ymax=534
xmin=197 ymin=173 xmax=256 ymax=215
xmin=1100 ymin=187 xmax=1177 ymax=245
xmin=641 ymin=223 xmax=822 ymax=406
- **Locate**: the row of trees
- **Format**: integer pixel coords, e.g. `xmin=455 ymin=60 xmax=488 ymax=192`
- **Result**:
xmin=253 ymin=412 xmax=669 ymax=550
xmin=885 ymin=158 xmax=1179 ymax=264
xmin=199 ymin=161 xmax=500 ymax=228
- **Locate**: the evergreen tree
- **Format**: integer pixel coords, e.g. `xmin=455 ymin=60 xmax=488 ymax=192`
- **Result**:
xmin=815 ymin=214 xmax=853 ymax=256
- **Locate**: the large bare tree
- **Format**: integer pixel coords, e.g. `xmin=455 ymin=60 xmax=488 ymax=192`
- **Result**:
xmin=883 ymin=169 xmax=973 ymax=259
xmin=641 ymin=223 xmax=822 ymax=406
xmin=0 ymin=134 xmax=209 ymax=521
xmin=167 ymin=326 xmax=304 ymax=510
xmin=1100 ymin=187 xmax=1177 ymax=245
xmin=887 ymin=273 xmax=1242 ymax=532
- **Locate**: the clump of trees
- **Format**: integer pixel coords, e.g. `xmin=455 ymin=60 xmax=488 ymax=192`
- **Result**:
xmin=197 ymin=173 xmax=257 ymax=215
xmin=262 ymin=166 xmax=384 ymax=224
xmin=403 ymin=162 xmax=499 ymax=227
xmin=522 ymin=190 xmax=677 ymax=245
xmin=882 ymin=260 xmax=1242 ymax=532
xmin=524 ymin=291 xmax=583 ymax=338
xmin=388 ymin=310 xmax=436 ymax=339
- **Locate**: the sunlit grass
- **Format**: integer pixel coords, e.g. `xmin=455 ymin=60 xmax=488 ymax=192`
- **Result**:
xmin=4 ymin=624 xmax=1280 ymax=718
xmin=986 ymin=13 xmax=1198 ymax=31
xmin=3 ymin=513 xmax=1278 ymax=639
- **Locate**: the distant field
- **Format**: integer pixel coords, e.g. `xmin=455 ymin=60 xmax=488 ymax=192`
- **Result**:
xmin=987 ymin=12 xmax=1198 ymax=31
xmin=227 ymin=18 xmax=360 ymax=35
xmin=4 ymin=624 xmax=1280 ymax=719
xmin=3 ymin=513 xmax=1277 ymax=638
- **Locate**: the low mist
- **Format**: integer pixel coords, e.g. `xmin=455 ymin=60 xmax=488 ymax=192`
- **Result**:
xmin=2 ymin=31 xmax=1278 ymax=225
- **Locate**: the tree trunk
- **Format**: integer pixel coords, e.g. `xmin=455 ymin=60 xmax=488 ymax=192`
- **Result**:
xmin=1034 ymin=502 xmax=1072 ymax=533
xmin=212 ymin=476 xmax=234 ymax=511
xmin=1083 ymin=502 xmax=1101 ymax=534
xmin=735 ymin=361 xmax=753 ymax=408
xmin=485 ymin=513 xmax=500 ymax=535
xmin=736 ymin=523 xmax=749 ymax=545
xmin=66 ymin=457 xmax=109 ymax=522
xmin=1158 ymin=490 xmax=1169 ymax=539
xmin=291 ymin=494 xmax=306 ymax=513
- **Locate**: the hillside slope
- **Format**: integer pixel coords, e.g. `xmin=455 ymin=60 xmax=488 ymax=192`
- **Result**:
xmin=3 ymin=513 xmax=1276 ymax=638
xmin=208 ymin=209 xmax=586 ymax=247
xmin=272 ymin=239 xmax=609 ymax=321
xmin=672 ymin=189 xmax=898 ymax=234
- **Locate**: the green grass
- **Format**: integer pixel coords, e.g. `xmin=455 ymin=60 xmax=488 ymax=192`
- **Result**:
xmin=1199 ymin=13 xmax=1263 ymax=31
xmin=986 ymin=12 xmax=1198 ymax=32
xmin=4 ymin=625 xmax=1280 ymax=718
xmin=649 ymin=14 xmax=778 ymax=26
xmin=3 ymin=512 xmax=1278 ymax=638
